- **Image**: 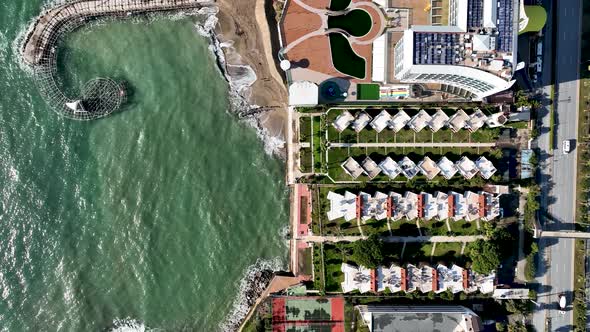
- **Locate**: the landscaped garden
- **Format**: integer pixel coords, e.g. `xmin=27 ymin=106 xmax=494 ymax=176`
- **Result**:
xmin=329 ymin=0 xmax=351 ymax=11
xmin=327 ymin=9 xmax=372 ymax=37
xmin=329 ymin=33 xmax=366 ymax=79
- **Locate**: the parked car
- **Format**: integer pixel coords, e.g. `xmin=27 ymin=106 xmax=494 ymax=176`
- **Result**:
xmin=563 ymin=139 xmax=571 ymax=154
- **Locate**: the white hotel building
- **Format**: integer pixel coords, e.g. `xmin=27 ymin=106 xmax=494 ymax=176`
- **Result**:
xmin=389 ymin=0 xmax=520 ymax=99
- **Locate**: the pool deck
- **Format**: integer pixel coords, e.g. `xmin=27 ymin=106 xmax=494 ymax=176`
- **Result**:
xmin=280 ymin=0 xmax=386 ymax=84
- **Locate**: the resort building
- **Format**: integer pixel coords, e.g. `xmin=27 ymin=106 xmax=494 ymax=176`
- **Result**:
xmin=340 ymin=155 xmax=495 ymax=181
xmin=332 ymin=111 xmax=354 ymax=132
xmin=370 ymin=110 xmax=392 ymax=132
xmin=466 ymin=108 xmax=488 ymax=132
xmin=447 ymin=109 xmax=470 ymax=132
xmin=476 ymin=156 xmax=498 ymax=179
xmin=376 ymin=264 xmax=406 ymax=293
xmin=331 ymin=108 xmax=507 ymax=133
xmin=279 ymin=0 xmax=539 ymax=104
xmin=407 ymin=109 xmax=432 ymax=132
xmin=456 ymin=156 xmax=479 ymax=179
xmin=429 ymin=109 xmax=450 ymax=132
xmin=403 ymin=192 xmax=419 ymax=220
xmin=451 ymin=191 xmax=468 ymax=221
xmin=389 ymin=110 xmax=411 ymax=132
xmin=326 ymin=189 xmax=503 ymax=222
xmin=327 ymin=191 xmax=357 ymax=221
xmin=422 ymin=192 xmax=438 ymax=220
xmin=341 ymin=262 xmax=496 ymax=295
xmin=356 ymin=305 xmax=483 ymax=332
xmin=378 ymin=157 xmax=402 ymax=179
xmin=435 ymin=191 xmax=451 ymax=220
xmin=398 ymin=157 xmax=419 ymax=179
xmin=341 ymin=157 xmax=365 ymax=179
xmin=360 ymin=191 xmax=388 ymax=221
xmin=417 ymin=156 xmax=441 ymax=180
xmin=437 ymin=156 xmax=459 ymax=179
xmin=435 ymin=264 xmax=466 ymax=294
xmin=352 ymin=112 xmax=372 ymax=132
xmin=389 ymin=192 xmax=404 ymax=221
xmin=362 ymin=157 xmax=382 ymax=179
xmin=341 ymin=263 xmax=374 ymax=293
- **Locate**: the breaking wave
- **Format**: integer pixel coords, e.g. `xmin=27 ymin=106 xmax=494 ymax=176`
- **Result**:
xmin=219 ymin=257 xmax=285 ymax=332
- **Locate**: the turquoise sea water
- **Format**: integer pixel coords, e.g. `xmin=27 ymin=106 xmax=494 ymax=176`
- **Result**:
xmin=0 ymin=1 xmax=288 ymax=330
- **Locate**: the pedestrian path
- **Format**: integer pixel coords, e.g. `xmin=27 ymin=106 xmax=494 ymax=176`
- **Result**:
xmin=298 ymin=235 xmax=486 ymax=243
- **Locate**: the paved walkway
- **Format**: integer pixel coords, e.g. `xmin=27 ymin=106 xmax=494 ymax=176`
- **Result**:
xmin=540 ymin=231 xmax=590 ymax=239
xmin=298 ymin=235 xmax=486 ymax=243
xmin=516 ymin=187 xmax=528 ymax=281
xmin=328 ymin=142 xmax=496 ymax=148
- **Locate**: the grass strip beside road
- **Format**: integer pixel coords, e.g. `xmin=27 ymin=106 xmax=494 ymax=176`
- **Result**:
xmin=549 ymin=84 xmax=555 ymax=150
xmin=573 ymin=239 xmax=586 ymax=331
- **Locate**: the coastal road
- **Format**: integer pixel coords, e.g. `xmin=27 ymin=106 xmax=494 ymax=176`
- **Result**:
xmin=533 ymin=0 xmax=582 ymax=330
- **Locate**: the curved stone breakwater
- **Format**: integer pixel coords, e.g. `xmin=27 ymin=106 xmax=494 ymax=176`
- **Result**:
xmin=21 ymin=0 xmax=214 ymax=120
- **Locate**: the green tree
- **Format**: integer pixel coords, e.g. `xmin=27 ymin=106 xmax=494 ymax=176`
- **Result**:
xmin=467 ymin=239 xmax=500 ymax=274
xmin=507 ymin=322 xmax=527 ymax=332
xmin=495 ymin=322 xmax=506 ymax=332
xmin=505 ymin=300 xmax=531 ymax=315
xmin=427 ymin=291 xmax=436 ymax=300
xmin=440 ymin=289 xmax=454 ymax=301
xmin=351 ymin=235 xmax=384 ymax=268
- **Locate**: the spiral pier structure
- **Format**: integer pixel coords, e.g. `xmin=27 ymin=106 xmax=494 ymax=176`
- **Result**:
xmin=21 ymin=0 xmax=213 ymax=120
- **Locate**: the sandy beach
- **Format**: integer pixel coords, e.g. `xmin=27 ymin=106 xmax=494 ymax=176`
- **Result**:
xmin=215 ymin=0 xmax=289 ymax=152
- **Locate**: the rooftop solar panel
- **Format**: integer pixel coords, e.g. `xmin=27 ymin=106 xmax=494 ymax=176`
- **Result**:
xmin=497 ymin=0 xmax=513 ymax=52
xmin=413 ymin=32 xmax=461 ymax=65
xmin=467 ymin=0 xmax=483 ymax=28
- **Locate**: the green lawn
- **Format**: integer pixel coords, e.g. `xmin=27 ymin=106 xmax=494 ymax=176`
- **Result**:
xmin=299 ymin=116 xmax=312 ymax=142
xmin=449 ymin=220 xmax=481 ymax=235
xmin=329 ymin=34 xmax=366 ymax=79
xmin=312 ymin=116 xmax=323 ymax=170
xmin=313 ymin=243 xmax=325 ymax=291
xmin=431 ymin=242 xmax=465 ymax=263
xmin=357 ymin=83 xmax=380 ymax=100
xmin=324 ymin=243 xmax=353 ymax=292
xmin=329 ymin=0 xmax=351 ymax=11
xmin=389 ymin=219 xmax=420 ymax=236
xmin=420 ymin=220 xmax=450 ymax=236
xmin=300 ymin=147 xmax=312 ymax=172
xmin=402 ymin=242 xmax=466 ymax=264
xmin=328 ymin=9 xmax=373 ymax=37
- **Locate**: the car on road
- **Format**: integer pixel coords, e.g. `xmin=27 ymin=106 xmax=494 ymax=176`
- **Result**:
xmin=558 ymin=294 xmax=567 ymax=315
xmin=562 ymin=139 xmax=571 ymax=154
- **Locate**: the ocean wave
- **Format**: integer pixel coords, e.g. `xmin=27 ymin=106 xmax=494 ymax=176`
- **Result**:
xmin=107 ymin=318 xmax=156 ymax=332
xmin=242 ymin=116 xmax=286 ymax=158
xmin=193 ymin=13 xmax=286 ymax=158
xmin=219 ymin=257 xmax=285 ymax=332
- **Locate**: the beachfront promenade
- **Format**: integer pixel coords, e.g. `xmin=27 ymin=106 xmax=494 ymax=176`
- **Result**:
xmin=21 ymin=0 xmax=214 ymax=120
xmin=22 ymin=0 xmax=213 ymax=66
xmin=298 ymin=235 xmax=486 ymax=243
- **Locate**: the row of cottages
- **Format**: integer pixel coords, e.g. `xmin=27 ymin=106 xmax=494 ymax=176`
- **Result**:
xmin=332 ymin=109 xmax=507 ymax=133
xmin=341 ymin=155 xmax=497 ymax=180
xmin=326 ymin=190 xmax=502 ymax=222
xmin=341 ymin=263 xmax=495 ymax=295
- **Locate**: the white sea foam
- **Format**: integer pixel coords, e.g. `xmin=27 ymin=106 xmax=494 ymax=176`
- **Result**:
xmin=108 ymin=318 xmax=152 ymax=332
xmin=219 ymin=257 xmax=285 ymax=332
xmin=193 ymin=10 xmax=286 ymax=158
